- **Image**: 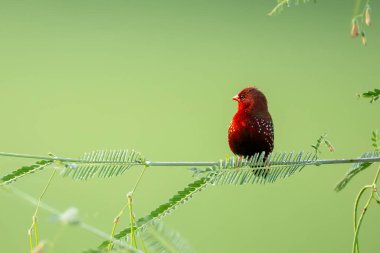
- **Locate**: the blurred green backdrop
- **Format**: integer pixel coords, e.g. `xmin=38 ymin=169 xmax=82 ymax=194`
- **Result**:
xmin=0 ymin=0 xmax=379 ymax=252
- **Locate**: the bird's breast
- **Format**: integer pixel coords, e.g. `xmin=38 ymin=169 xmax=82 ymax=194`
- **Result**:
xmin=228 ymin=113 xmax=274 ymax=156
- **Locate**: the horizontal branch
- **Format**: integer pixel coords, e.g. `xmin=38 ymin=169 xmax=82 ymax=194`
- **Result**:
xmin=0 ymin=151 xmax=141 ymax=165
xmin=0 ymin=152 xmax=85 ymax=163
xmin=147 ymin=157 xmax=380 ymax=167
xmin=0 ymin=151 xmax=379 ymax=168
xmin=145 ymin=161 xmax=217 ymax=166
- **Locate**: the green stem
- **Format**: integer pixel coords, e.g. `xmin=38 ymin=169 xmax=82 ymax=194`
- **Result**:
xmin=28 ymin=168 xmax=57 ymax=250
xmin=353 ymin=186 xmax=371 ymax=232
xmin=28 ymin=229 xmax=33 ymax=253
xmin=34 ymin=169 xmax=57 ymax=216
xmin=353 ymin=0 xmax=364 ymax=16
xmin=107 ymin=218 xmax=118 ymax=252
xmin=352 ymin=166 xmax=380 ymax=253
xmin=107 ymin=205 xmax=128 ymax=252
xmin=268 ymin=0 xmax=289 ymax=16
xmin=107 ymin=166 xmax=148 ymax=251
xmin=129 ymin=165 xmax=149 ymax=249
xmin=352 ymin=185 xmax=371 ymax=253
xmin=131 ymin=166 xmax=148 ymax=193
xmin=371 ymin=166 xmax=380 ymax=203
xmin=353 ymin=192 xmax=372 ymax=253
xmin=372 ymin=166 xmax=380 ymax=184
xmin=33 ymin=217 xmax=39 ymax=246
xmin=128 ymin=194 xmax=138 ymax=248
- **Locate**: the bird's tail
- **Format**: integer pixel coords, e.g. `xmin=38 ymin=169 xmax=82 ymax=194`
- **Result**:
xmin=251 ymin=153 xmax=270 ymax=178
xmin=252 ymin=167 xmax=269 ymax=178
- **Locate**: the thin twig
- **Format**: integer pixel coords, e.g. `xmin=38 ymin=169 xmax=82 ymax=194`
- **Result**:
xmin=127 ymin=167 xmax=149 ymax=249
xmin=352 ymin=166 xmax=380 ymax=253
xmin=108 ymin=207 xmax=127 ymax=252
xmin=128 ymin=193 xmax=138 ymax=248
xmin=1 ymin=151 xmax=379 ymax=168
xmin=268 ymin=0 xmax=289 ymax=16
xmin=352 ymin=191 xmax=372 ymax=253
xmin=131 ymin=166 xmax=148 ymax=193
xmin=107 ymin=166 xmax=148 ymax=252
xmin=28 ymin=168 xmax=56 ymax=252
xmin=373 ymin=166 xmax=380 ymax=184
xmin=146 ymin=157 xmax=380 ymax=167
xmin=352 ymin=185 xmax=371 ymax=253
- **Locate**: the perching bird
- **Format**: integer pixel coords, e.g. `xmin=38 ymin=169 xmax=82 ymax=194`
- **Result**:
xmin=228 ymin=87 xmax=274 ymax=170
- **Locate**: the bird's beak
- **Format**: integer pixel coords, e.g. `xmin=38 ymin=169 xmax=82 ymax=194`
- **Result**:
xmin=232 ymin=95 xmax=239 ymax=101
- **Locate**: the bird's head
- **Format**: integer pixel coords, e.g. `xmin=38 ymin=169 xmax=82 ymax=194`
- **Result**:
xmin=233 ymin=86 xmax=269 ymax=113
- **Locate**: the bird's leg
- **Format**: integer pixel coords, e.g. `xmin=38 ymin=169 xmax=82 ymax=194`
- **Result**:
xmin=234 ymin=156 xmax=244 ymax=170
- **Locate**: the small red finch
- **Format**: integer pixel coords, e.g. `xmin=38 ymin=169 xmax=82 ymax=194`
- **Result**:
xmin=228 ymin=87 xmax=274 ymax=166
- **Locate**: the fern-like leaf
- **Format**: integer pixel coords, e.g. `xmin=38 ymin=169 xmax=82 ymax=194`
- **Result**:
xmin=192 ymin=151 xmax=315 ymax=185
xmin=335 ymin=151 xmax=379 ymax=191
xmin=0 ymin=160 xmax=52 ymax=186
xmin=142 ymin=222 xmax=196 ymax=253
xmin=63 ymin=150 xmax=144 ymax=180
xmin=98 ymin=176 xmax=212 ymax=249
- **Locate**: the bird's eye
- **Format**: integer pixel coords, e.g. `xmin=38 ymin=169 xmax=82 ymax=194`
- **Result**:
xmin=239 ymin=95 xmax=245 ymax=100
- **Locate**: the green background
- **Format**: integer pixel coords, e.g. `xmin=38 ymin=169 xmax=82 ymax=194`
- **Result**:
xmin=0 ymin=0 xmax=379 ymax=252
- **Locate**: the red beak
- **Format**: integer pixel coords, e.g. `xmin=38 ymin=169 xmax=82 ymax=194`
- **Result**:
xmin=232 ymin=95 xmax=239 ymax=101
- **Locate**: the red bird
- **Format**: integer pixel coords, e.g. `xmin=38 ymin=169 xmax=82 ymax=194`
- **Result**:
xmin=228 ymin=87 xmax=274 ymax=161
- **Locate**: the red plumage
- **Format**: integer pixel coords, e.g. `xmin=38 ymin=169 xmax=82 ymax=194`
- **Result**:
xmin=228 ymin=87 xmax=274 ymax=159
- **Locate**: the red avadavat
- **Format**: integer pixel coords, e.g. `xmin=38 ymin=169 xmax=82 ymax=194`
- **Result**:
xmin=228 ymin=87 xmax=274 ymax=160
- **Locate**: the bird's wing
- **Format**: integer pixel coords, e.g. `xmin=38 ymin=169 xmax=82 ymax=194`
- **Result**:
xmin=247 ymin=116 xmax=274 ymax=152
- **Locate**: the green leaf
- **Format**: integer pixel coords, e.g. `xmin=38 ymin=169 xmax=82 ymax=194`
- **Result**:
xmin=311 ymin=133 xmax=332 ymax=157
xmin=361 ymin=88 xmax=380 ymax=103
xmin=191 ymin=151 xmax=316 ymax=185
xmin=142 ymin=222 xmax=196 ymax=253
xmin=334 ymin=151 xmax=378 ymax=191
xmin=0 ymin=160 xmax=52 ymax=186
xmin=98 ymin=176 xmax=212 ymax=249
xmin=63 ymin=150 xmax=144 ymax=180
xmin=362 ymin=91 xmax=374 ymax=97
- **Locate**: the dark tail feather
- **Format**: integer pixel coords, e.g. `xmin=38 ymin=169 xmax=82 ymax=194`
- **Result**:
xmin=251 ymin=153 xmax=270 ymax=178
xmin=252 ymin=167 xmax=269 ymax=178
